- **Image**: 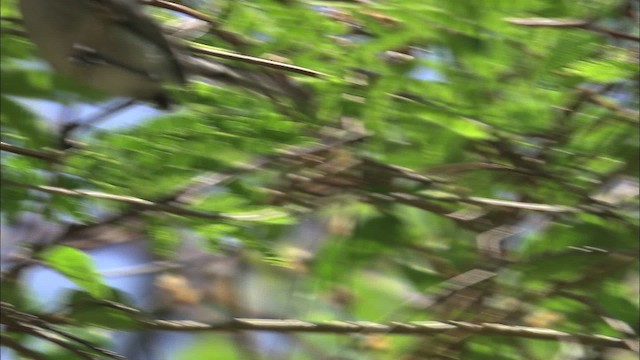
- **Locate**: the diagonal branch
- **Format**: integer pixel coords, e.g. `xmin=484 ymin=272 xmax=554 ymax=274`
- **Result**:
xmin=0 ymin=142 xmax=61 ymax=163
xmin=144 ymin=0 xmax=214 ymax=23
xmin=3 ymin=181 xmax=279 ymax=222
xmin=143 ymin=0 xmax=254 ymax=48
xmin=188 ymin=44 xmax=328 ymax=78
xmin=506 ymin=18 xmax=640 ymax=42
xmin=0 ymin=333 xmax=49 ymax=360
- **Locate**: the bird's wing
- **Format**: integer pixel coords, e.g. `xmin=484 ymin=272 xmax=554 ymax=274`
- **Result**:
xmin=90 ymin=0 xmax=186 ymax=83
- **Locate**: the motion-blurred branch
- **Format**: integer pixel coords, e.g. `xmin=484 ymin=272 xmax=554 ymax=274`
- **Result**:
xmin=3 ymin=181 xmax=278 ymax=222
xmin=143 ymin=318 xmax=636 ymax=350
xmin=0 ymin=333 xmax=49 ymax=360
xmin=581 ymin=90 xmax=640 ymax=125
xmin=55 ymin=132 xmax=367 ymax=248
xmin=506 ymin=18 xmax=640 ymax=42
xmin=2 ymin=303 xmax=124 ymax=360
xmin=0 ymin=142 xmax=61 ymax=163
xmin=188 ymin=44 xmax=328 ymax=78
xmin=143 ymin=0 xmax=254 ymax=48
xmin=5 ymin=302 xmax=633 ymax=351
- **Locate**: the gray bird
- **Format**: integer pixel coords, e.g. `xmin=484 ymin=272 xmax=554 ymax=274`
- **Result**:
xmin=18 ymin=0 xmax=313 ymax=110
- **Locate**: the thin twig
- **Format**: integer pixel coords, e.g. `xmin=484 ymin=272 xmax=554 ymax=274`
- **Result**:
xmin=0 ymin=142 xmax=61 ymax=163
xmin=1 ymin=302 xmax=125 ymax=360
xmin=144 ymin=0 xmax=214 ymax=23
xmin=465 ymin=196 xmax=578 ymax=212
xmin=36 ymin=322 xmax=125 ymax=360
xmin=58 ymin=99 xmax=138 ymax=151
xmin=585 ymin=94 xmax=640 ymax=125
xmin=23 ymin=325 xmax=99 ymax=360
xmin=189 ymin=44 xmax=328 ymax=78
xmin=506 ymin=18 xmax=640 ymax=42
xmin=144 ymin=0 xmax=254 ymax=48
xmin=0 ymin=333 xmax=49 ymax=360
xmin=3 ymin=181 xmax=277 ymax=222
xmin=390 ymin=191 xmax=580 ymax=213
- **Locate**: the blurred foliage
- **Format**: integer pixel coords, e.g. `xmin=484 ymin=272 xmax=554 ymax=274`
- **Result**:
xmin=1 ymin=0 xmax=639 ymax=359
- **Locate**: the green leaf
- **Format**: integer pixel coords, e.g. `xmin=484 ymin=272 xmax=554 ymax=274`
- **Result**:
xmin=396 ymin=259 xmax=445 ymax=289
xmin=146 ymin=220 xmax=181 ymax=258
xmin=66 ymin=290 xmax=143 ymax=330
xmin=566 ymin=56 xmax=637 ymax=83
xmin=0 ymin=276 xmax=27 ymax=310
xmin=40 ymin=246 xmax=108 ymax=299
xmin=353 ymin=213 xmax=405 ymax=246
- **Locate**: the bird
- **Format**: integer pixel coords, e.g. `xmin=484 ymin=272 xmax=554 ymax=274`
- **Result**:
xmin=18 ymin=0 xmax=313 ymax=111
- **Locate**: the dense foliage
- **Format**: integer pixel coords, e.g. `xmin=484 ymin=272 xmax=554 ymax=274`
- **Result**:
xmin=1 ymin=0 xmax=638 ymax=359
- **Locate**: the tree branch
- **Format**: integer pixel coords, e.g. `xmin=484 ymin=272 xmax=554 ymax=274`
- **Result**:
xmin=3 ymin=181 xmax=279 ymax=222
xmin=53 ymin=132 xmax=367 ymax=249
xmin=0 ymin=333 xmax=49 ymax=360
xmin=144 ymin=0 xmax=214 ymax=23
xmin=188 ymin=44 xmax=328 ymax=78
xmin=143 ymin=318 xmax=636 ymax=350
xmin=506 ymin=18 xmax=640 ymax=42
xmin=0 ymin=142 xmax=61 ymax=163
xmin=143 ymin=0 xmax=254 ymax=48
